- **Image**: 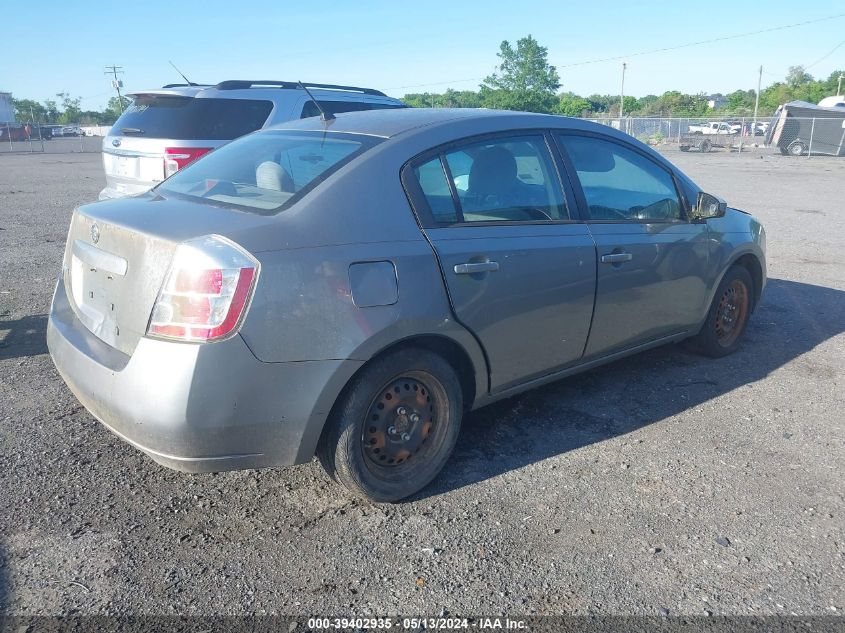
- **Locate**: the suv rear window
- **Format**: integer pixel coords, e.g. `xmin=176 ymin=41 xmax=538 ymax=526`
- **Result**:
xmin=114 ymin=96 xmax=273 ymax=140
xmin=157 ymin=131 xmax=379 ymax=214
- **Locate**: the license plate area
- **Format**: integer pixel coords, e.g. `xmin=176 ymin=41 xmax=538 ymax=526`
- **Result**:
xmin=70 ymin=255 xmax=123 ymax=347
xmin=112 ymin=155 xmax=138 ymax=178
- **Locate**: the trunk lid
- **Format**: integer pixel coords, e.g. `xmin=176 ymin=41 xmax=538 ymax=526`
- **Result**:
xmin=62 ymin=195 xmax=277 ymax=356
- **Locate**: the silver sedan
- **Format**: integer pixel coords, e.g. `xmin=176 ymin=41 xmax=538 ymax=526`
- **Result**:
xmin=48 ymin=108 xmax=766 ymax=501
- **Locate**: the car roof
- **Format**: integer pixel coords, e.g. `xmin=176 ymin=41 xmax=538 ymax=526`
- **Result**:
xmin=127 ymin=81 xmax=399 ymax=102
xmin=269 ymin=108 xmax=574 ymax=139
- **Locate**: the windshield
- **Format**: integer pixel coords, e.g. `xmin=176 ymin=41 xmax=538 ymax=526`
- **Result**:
xmin=157 ymin=131 xmax=379 ymax=214
xmin=114 ymin=95 xmax=273 ymax=140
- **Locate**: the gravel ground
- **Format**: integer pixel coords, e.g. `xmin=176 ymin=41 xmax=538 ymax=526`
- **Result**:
xmin=0 ymin=148 xmax=843 ymax=617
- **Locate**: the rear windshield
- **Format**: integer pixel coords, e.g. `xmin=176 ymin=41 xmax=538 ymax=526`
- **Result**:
xmin=157 ymin=131 xmax=379 ymax=214
xmin=113 ymin=95 xmax=273 ymax=140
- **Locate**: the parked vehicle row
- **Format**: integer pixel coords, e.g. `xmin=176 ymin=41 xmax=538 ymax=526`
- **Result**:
xmin=0 ymin=123 xmax=53 ymax=141
xmin=48 ymin=108 xmax=767 ymax=502
xmin=99 ymin=79 xmax=406 ymax=199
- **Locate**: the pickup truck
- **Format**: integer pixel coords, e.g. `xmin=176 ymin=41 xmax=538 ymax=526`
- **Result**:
xmin=687 ymin=122 xmax=737 ymax=135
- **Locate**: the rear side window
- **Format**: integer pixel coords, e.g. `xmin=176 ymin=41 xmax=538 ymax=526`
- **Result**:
xmin=157 ymin=131 xmax=378 ymax=214
xmin=300 ymin=100 xmax=405 ymax=118
xmin=413 ymin=135 xmax=569 ymax=224
xmin=557 ymin=135 xmax=682 ymax=221
xmin=114 ymin=96 xmax=273 ymax=140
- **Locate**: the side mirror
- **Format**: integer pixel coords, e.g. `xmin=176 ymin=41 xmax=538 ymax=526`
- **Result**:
xmin=694 ymin=192 xmax=727 ymax=219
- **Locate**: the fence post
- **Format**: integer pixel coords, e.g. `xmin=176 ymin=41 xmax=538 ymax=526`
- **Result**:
xmin=6 ymin=122 xmax=12 ymax=151
xmin=739 ymin=117 xmax=745 ymax=154
xmin=37 ymin=121 xmax=45 ymax=152
xmin=808 ymin=118 xmax=815 ymax=158
xmin=79 ymin=124 xmax=84 ymax=152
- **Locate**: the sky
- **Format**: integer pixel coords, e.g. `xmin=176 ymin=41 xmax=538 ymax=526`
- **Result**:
xmin=2 ymin=0 xmax=844 ymax=110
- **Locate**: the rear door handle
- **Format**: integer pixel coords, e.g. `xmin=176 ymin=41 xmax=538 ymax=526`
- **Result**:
xmin=600 ymin=252 xmax=633 ymax=264
xmin=454 ymin=261 xmax=500 ymax=274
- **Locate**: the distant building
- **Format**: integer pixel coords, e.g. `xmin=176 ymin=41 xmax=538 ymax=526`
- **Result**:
xmin=0 ymin=91 xmax=15 ymax=122
xmin=707 ymin=95 xmax=728 ymax=110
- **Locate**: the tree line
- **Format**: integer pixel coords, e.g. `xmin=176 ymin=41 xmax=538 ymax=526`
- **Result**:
xmin=10 ymin=94 xmax=129 ymax=125
xmin=402 ymin=36 xmax=843 ymax=118
xmin=9 ymin=35 xmax=844 ymax=124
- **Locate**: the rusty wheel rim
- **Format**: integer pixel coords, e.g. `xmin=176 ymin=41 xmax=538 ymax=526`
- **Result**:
xmin=362 ymin=371 xmax=444 ymax=471
xmin=714 ymin=279 xmax=749 ymax=347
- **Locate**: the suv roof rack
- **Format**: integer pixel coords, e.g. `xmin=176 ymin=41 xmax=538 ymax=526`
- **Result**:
xmin=161 ymin=83 xmax=212 ymax=89
xmin=214 ymin=80 xmax=386 ymax=97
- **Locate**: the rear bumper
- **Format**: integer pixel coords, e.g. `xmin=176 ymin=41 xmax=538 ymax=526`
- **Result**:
xmin=99 ymin=182 xmax=153 ymax=200
xmin=47 ymin=280 xmax=362 ymax=472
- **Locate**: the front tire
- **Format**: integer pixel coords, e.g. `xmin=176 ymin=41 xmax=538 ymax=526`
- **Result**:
xmin=687 ymin=266 xmax=753 ymax=358
xmin=317 ymin=347 xmax=463 ymax=502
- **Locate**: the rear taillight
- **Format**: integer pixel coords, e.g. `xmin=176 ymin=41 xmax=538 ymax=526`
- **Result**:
xmin=147 ymin=235 xmax=259 ymax=343
xmin=163 ymin=147 xmax=212 ymax=178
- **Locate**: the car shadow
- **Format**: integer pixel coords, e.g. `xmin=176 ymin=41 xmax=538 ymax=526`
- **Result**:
xmin=418 ymin=278 xmax=845 ymax=499
xmin=0 ymin=314 xmax=48 ymax=361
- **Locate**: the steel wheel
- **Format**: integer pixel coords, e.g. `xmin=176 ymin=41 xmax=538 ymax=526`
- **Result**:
xmin=685 ymin=265 xmax=755 ymax=358
xmin=317 ymin=347 xmax=463 ymax=502
xmin=714 ymin=279 xmax=749 ymax=348
xmin=362 ymin=371 xmax=448 ymax=474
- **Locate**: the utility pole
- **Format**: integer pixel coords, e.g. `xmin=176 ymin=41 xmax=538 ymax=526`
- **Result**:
xmin=619 ymin=62 xmax=627 ymax=126
xmin=752 ymin=65 xmax=762 ymax=139
xmin=104 ymin=65 xmax=125 ymax=112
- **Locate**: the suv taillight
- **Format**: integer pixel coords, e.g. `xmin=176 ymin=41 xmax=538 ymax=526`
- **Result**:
xmin=147 ymin=235 xmax=259 ymax=343
xmin=164 ymin=147 xmax=212 ymax=178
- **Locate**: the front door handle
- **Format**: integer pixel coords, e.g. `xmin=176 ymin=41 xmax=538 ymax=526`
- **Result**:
xmin=454 ymin=261 xmax=500 ymax=274
xmin=600 ymin=252 xmax=633 ymax=264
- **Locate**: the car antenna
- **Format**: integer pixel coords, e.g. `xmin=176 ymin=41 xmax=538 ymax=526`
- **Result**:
xmin=297 ymin=81 xmax=335 ymax=122
xmin=169 ymin=60 xmax=198 ymax=86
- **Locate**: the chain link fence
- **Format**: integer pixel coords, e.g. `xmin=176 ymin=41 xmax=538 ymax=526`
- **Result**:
xmin=0 ymin=122 xmax=105 ymax=154
xmin=587 ymin=114 xmax=845 ymax=158
xmin=3 ymin=114 xmax=844 ymax=158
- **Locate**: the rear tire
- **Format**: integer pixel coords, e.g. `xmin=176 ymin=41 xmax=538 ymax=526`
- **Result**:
xmin=686 ymin=266 xmax=753 ymax=358
xmin=317 ymin=347 xmax=463 ymax=502
xmin=699 ymin=139 xmax=712 ymax=153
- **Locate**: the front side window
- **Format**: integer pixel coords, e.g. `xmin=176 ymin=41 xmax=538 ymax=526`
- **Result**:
xmin=558 ymin=135 xmax=683 ymax=222
xmin=158 ymin=131 xmax=377 ymax=214
xmin=413 ymin=135 xmax=568 ymax=224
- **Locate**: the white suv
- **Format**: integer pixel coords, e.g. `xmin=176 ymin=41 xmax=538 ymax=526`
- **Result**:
xmin=100 ymin=80 xmax=405 ymax=199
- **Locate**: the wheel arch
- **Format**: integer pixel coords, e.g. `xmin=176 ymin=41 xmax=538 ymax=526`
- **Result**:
xmin=731 ymin=252 xmax=764 ymax=311
xmin=351 ymin=334 xmax=481 ymax=412
xmin=304 ymin=332 xmax=487 ymax=462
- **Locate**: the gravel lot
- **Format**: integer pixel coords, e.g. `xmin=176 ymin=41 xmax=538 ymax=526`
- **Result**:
xmin=0 ymin=148 xmax=843 ymax=618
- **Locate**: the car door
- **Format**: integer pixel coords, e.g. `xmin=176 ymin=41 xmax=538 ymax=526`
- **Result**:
xmin=555 ymin=132 xmax=710 ymax=359
xmin=403 ymin=132 xmax=596 ymax=391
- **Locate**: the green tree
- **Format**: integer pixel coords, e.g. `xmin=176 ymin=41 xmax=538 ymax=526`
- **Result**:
xmin=556 ymin=92 xmax=592 ymax=117
xmin=104 ymin=96 xmax=131 ymax=122
xmin=43 ymin=99 xmax=59 ymax=123
xmin=56 ymin=92 xmax=82 ymax=124
xmin=12 ymin=98 xmax=47 ymax=122
xmin=480 ymin=35 xmax=560 ymax=113
xmin=786 ymin=66 xmax=812 ymax=89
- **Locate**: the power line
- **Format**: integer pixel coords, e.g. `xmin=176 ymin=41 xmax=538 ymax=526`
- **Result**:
xmin=383 ymin=12 xmax=845 ymax=91
xmin=804 ymin=38 xmax=845 ymax=70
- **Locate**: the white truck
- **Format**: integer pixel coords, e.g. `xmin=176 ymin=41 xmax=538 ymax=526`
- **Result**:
xmin=687 ymin=121 xmax=737 ymax=135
